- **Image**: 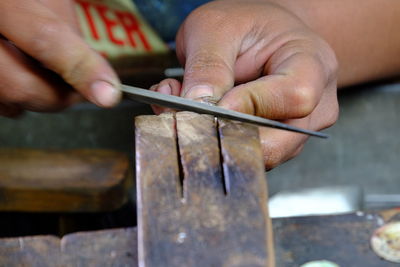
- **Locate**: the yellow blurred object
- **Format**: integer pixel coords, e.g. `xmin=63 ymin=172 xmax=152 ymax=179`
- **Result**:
xmin=74 ymin=0 xmax=169 ymax=60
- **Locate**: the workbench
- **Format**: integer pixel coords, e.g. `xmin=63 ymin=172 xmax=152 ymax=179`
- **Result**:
xmin=0 ymin=209 xmax=399 ymax=266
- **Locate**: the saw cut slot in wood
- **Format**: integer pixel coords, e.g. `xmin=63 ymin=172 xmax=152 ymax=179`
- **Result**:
xmin=135 ymin=111 xmax=275 ymax=267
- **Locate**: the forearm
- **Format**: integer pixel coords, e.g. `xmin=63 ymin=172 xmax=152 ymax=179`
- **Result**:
xmin=271 ymin=0 xmax=400 ymax=87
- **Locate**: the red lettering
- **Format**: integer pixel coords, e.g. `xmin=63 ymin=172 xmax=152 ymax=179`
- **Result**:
xmin=75 ymin=1 xmax=154 ymax=51
xmin=96 ymin=5 xmax=125 ymax=46
xmin=75 ymin=0 xmax=99 ymax=40
xmin=116 ymin=11 xmax=152 ymax=51
xmin=99 ymin=51 xmax=108 ymax=58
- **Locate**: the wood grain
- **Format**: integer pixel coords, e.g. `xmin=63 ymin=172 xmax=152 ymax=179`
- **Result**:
xmin=218 ymin=118 xmax=275 ymax=266
xmin=0 ymin=228 xmax=138 ymax=267
xmin=135 ymin=113 xmax=181 ymax=266
xmin=135 ymin=112 xmax=273 ymax=267
xmin=274 ymin=212 xmax=397 ymax=266
xmin=0 ymin=149 xmax=131 ymax=212
xmin=1 ymin=209 xmax=400 ymax=266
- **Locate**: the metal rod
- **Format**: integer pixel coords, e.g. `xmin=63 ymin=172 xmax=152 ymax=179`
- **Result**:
xmin=122 ymin=84 xmax=328 ymax=138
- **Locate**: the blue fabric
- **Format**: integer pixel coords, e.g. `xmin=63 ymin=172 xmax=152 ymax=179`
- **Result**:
xmin=134 ymin=0 xmax=212 ymax=42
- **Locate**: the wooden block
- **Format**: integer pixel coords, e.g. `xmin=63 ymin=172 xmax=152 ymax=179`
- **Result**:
xmin=218 ymin=119 xmax=275 ymax=266
xmin=135 ymin=113 xmax=182 ymax=266
xmin=0 ymin=228 xmax=138 ymax=267
xmin=61 ymin=228 xmax=137 ymax=266
xmin=0 ymin=235 xmax=60 ymax=267
xmin=135 ymin=112 xmax=274 ymax=267
xmin=0 ymin=149 xmax=131 ymax=212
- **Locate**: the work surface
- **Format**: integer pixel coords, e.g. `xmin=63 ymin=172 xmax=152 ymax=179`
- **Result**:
xmin=1 ymin=209 xmax=399 ymax=266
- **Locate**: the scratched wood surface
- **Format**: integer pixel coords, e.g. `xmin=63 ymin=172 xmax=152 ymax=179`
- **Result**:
xmin=0 ymin=228 xmax=137 ymax=267
xmin=0 ymin=149 xmax=131 ymax=212
xmin=135 ymin=112 xmax=273 ymax=267
xmin=273 ymin=210 xmax=400 ymax=266
xmin=1 ymin=209 xmax=400 ymax=266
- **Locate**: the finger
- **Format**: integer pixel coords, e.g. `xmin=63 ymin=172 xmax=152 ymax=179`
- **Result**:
xmin=258 ymin=81 xmax=338 ymax=169
xmin=308 ymin=80 xmax=339 ymax=130
xmin=0 ymin=39 xmax=78 ymax=112
xmin=149 ymin=79 xmax=181 ymax=115
xmin=0 ymin=103 xmax=23 ymax=118
xmin=219 ymin=51 xmax=332 ymax=120
xmin=259 ymin=117 xmax=310 ymax=170
xmin=0 ymin=1 xmax=121 ymax=107
xmin=41 ymin=0 xmax=80 ymax=31
xmin=176 ymin=9 xmax=241 ymax=101
xmin=65 ymin=91 xmax=87 ymax=106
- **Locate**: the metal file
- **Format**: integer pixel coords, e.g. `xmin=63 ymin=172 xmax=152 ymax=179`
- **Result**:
xmin=122 ymin=84 xmax=328 ymax=138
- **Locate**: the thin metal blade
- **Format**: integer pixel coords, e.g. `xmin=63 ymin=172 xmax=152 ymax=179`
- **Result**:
xmin=121 ymin=84 xmax=328 ymax=138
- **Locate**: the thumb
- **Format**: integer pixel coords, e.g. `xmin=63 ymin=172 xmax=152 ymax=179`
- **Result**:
xmin=176 ymin=15 xmax=240 ymax=103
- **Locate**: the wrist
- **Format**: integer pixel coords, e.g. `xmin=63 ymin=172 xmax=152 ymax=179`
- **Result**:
xmin=266 ymin=0 xmax=316 ymax=30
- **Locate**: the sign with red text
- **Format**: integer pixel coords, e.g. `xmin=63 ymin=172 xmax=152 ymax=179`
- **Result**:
xmin=75 ymin=0 xmax=169 ymax=59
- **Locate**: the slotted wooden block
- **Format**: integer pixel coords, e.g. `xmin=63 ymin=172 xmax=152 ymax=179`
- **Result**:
xmin=135 ymin=112 xmax=274 ymax=267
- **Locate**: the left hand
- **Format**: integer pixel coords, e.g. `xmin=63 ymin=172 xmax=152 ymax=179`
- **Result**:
xmin=0 ymin=0 xmax=121 ymax=117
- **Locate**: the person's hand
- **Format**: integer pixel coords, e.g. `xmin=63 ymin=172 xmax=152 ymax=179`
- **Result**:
xmin=151 ymin=0 xmax=339 ymax=169
xmin=0 ymin=0 xmax=121 ymax=117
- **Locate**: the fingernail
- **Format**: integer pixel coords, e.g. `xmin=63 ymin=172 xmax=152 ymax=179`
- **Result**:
xmin=91 ymin=80 xmax=121 ymax=107
xmin=149 ymin=84 xmax=158 ymax=91
xmin=183 ymin=85 xmax=214 ymax=100
xmin=158 ymin=84 xmax=171 ymax=95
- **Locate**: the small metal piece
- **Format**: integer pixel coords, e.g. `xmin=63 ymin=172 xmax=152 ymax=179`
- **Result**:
xmin=371 ymin=222 xmax=400 ymax=263
xmin=122 ymin=85 xmax=328 ymax=138
xmin=195 ymin=96 xmax=219 ymax=106
xmin=176 ymin=232 xmax=187 ymax=244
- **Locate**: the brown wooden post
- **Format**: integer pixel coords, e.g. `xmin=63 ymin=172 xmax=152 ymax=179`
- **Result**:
xmin=135 ymin=112 xmax=274 ymax=267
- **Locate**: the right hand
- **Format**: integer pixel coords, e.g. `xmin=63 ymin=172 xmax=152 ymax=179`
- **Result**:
xmin=0 ymin=0 xmax=121 ymax=117
xmin=151 ymin=0 xmax=339 ymax=169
